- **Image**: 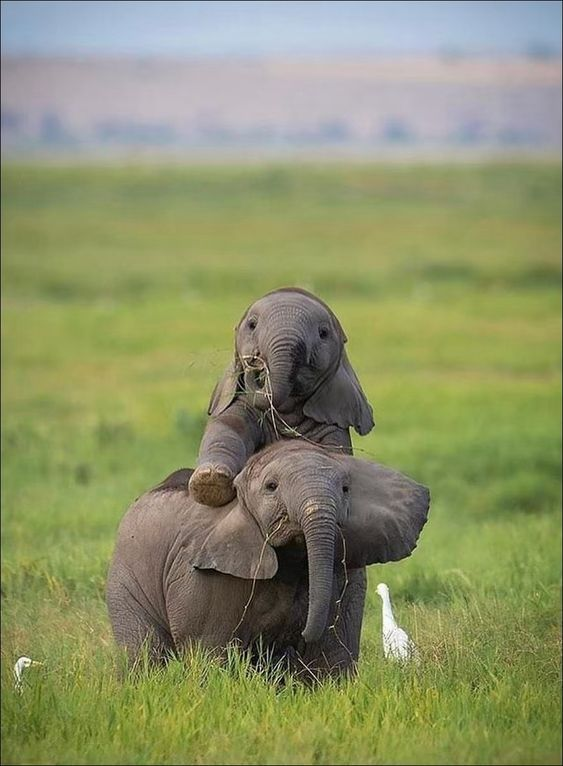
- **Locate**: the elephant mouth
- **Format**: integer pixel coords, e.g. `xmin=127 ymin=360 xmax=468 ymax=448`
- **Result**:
xmin=241 ymin=354 xmax=301 ymax=412
xmin=242 ymin=358 xmax=270 ymax=399
xmin=252 ymin=368 xmax=268 ymax=391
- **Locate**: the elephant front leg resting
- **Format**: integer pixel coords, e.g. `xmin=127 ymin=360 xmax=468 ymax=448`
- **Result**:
xmin=189 ymin=407 xmax=262 ymax=507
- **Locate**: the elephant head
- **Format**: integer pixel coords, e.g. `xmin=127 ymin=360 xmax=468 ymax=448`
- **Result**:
xmin=208 ymin=287 xmax=374 ymax=435
xmin=192 ymin=442 xmax=430 ymax=645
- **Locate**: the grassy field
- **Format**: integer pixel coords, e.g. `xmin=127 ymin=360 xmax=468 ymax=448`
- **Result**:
xmin=1 ymin=161 xmax=561 ymax=765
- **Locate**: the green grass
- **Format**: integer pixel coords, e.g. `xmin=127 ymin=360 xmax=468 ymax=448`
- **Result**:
xmin=1 ymin=161 xmax=561 ymax=765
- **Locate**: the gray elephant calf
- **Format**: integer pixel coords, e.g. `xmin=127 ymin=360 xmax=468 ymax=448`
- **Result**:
xmin=188 ymin=287 xmax=374 ymax=507
xmin=107 ymin=441 xmax=429 ymax=681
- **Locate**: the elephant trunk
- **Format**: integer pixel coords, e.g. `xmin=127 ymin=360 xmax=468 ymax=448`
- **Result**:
xmin=246 ymin=333 xmax=306 ymax=410
xmin=267 ymin=345 xmax=298 ymax=408
xmin=300 ymin=501 xmax=338 ymax=644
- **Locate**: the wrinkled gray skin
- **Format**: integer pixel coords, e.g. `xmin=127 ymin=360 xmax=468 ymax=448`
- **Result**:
xmin=107 ymin=442 xmax=429 ymax=682
xmin=188 ymin=288 xmax=374 ymax=507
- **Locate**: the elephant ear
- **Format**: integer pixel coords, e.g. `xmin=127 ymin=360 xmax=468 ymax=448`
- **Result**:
xmin=208 ymin=356 xmax=244 ymax=416
xmin=339 ymin=456 xmax=430 ymax=567
xmin=191 ymin=501 xmax=278 ymax=580
xmin=303 ymin=349 xmax=374 ymax=435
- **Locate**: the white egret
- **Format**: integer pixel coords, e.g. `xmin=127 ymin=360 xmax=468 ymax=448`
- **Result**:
xmin=376 ymin=583 xmax=419 ymax=663
xmin=13 ymin=656 xmax=43 ymax=693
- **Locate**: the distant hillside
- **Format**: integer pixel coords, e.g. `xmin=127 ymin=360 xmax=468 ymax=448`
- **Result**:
xmin=1 ymin=55 xmax=561 ymax=156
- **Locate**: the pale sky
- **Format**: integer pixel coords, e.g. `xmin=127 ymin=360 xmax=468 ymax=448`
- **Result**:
xmin=1 ymin=0 xmax=561 ymax=57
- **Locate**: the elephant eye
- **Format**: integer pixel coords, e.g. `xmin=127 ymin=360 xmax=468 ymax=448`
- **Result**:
xmin=247 ymin=317 xmax=258 ymax=331
xmin=342 ymin=484 xmax=350 ymax=495
xmin=264 ymin=479 xmax=278 ymax=492
xmin=318 ymin=325 xmax=329 ymax=340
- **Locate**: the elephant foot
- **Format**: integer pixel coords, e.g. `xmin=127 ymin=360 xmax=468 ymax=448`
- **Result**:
xmin=189 ymin=464 xmax=236 ymax=507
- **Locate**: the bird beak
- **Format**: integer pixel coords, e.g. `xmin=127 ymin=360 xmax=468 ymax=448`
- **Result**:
xmin=30 ymin=661 xmax=44 ymax=667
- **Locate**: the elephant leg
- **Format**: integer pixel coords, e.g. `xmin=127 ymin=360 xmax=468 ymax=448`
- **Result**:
xmin=314 ymin=425 xmax=353 ymax=455
xmin=299 ymin=567 xmax=367 ymax=682
xmin=189 ymin=403 xmax=262 ymax=507
xmin=107 ymin=577 xmax=175 ymax=669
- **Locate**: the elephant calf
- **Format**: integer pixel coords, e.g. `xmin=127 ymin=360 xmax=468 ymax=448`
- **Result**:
xmin=107 ymin=441 xmax=429 ymax=681
xmin=188 ymin=287 xmax=374 ymax=507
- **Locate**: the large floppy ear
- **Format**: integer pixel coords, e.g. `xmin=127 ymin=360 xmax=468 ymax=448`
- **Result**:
xmin=191 ymin=501 xmax=278 ymax=580
xmin=338 ymin=456 xmax=430 ymax=567
xmin=303 ymin=349 xmax=374 ymax=435
xmin=208 ymin=356 xmax=244 ymax=416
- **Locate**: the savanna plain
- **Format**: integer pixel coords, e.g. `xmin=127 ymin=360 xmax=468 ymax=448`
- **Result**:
xmin=1 ymin=161 xmax=561 ymax=765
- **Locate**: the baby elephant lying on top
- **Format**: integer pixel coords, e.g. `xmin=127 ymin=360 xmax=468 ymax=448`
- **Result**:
xmin=107 ymin=441 xmax=429 ymax=682
xmin=189 ymin=287 xmax=374 ymax=507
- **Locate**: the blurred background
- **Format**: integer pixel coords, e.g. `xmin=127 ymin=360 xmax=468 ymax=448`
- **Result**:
xmin=1 ymin=0 xmax=562 ymax=160
xmin=1 ymin=4 xmax=562 ymax=765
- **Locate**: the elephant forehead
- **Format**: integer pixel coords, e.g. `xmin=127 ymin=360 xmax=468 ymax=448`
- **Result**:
xmin=286 ymin=455 xmax=348 ymax=483
xmin=251 ymin=293 xmax=328 ymax=321
xmin=250 ymin=442 xmax=347 ymax=481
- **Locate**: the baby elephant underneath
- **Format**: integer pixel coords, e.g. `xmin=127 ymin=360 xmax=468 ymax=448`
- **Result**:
xmin=107 ymin=442 xmax=429 ymax=681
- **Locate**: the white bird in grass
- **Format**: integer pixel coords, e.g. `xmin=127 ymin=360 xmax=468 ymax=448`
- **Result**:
xmin=13 ymin=656 xmax=43 ymax=693
xmin=376 ymin=583 xmax=419 ymax=663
